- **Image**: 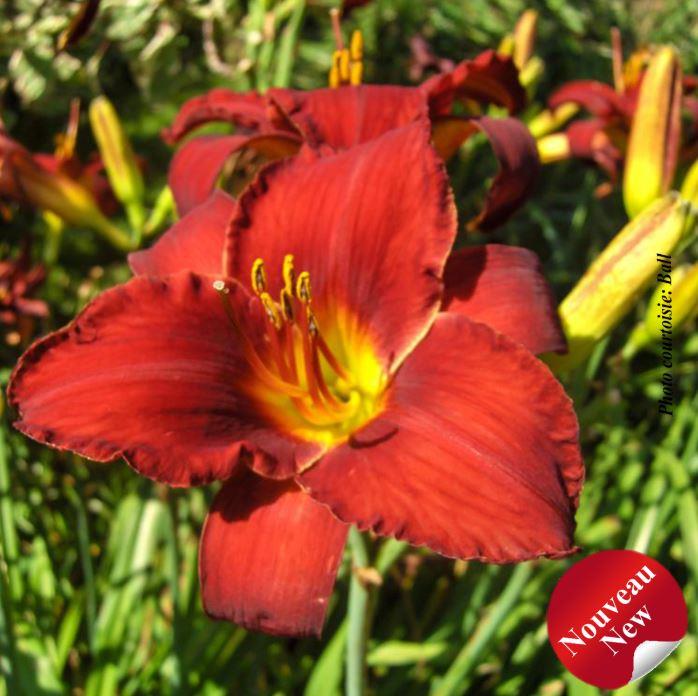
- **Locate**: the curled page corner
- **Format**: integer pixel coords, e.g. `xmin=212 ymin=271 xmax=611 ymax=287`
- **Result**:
xmin=629 ymin=639 xmax=682 ymax=683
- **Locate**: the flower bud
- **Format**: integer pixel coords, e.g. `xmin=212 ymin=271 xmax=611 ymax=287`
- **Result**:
xmin=623 ymin=47 xmax=682 ymax=218
xmin=513 ymin=10 xmax=538 ymax=69
xmin=89 ymin=96 xmax=145 ymax=232
xmin=547 ymin=194 xmax=693 ymax=370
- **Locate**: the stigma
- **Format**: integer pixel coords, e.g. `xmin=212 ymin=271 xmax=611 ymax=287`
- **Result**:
xmin=214 ymin=255 xmax=384 ymax=441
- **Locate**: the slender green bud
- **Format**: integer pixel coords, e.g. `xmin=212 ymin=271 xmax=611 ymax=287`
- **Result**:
xmin=89 ymin=96 xmax=145 ymax=233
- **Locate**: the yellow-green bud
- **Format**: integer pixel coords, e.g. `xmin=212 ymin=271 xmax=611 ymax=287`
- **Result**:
xmin=89 ymin=96 xmax=145 ymax=233
xmin=547 ymin=194 xmax=693 ymax=371
xmin=623 ymin=47 xmax=682 ymax=218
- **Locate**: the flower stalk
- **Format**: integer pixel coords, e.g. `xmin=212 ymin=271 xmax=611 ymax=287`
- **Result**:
xmin=346 ymin=527 xmax=370 ymax=696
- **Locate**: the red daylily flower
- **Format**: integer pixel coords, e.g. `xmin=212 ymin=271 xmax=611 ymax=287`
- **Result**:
xmin=163 ymin=49 xmax=538 ymax=231
xmin=8 ymin=121 xmax=582 ymax=637
xmin=546 ymin=39 xmax=698 ymax=190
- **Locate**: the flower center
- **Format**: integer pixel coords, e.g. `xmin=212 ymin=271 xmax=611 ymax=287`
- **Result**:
xmin=214 ymin=254 xmax=386 ymax=446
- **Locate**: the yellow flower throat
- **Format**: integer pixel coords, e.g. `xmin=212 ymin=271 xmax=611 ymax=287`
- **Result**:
xmin=214 ymin=254 xmax=386 ymax=446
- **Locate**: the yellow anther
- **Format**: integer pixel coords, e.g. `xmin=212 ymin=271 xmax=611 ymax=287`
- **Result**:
xmin=251 ymin=258 xmax=266 ymax=295
xmin=329 ymin=51 xmax=342 ymax=88
xmin=282 ymin=254 xmax=296 ymax=293
xmin=260 ymin=292 xmax=282 ymax=329
xmin=296 ymin=271 xmax=312 ymax=303
xmin=350 ymin=62 xmax=363 ymax=86
xmin=339 ymin=49 xmax=351 ymax=84
xmin=280 ymin=288 xmax=295 ymax=322
xmin=350 ymin=30 xmax=363 ymax=62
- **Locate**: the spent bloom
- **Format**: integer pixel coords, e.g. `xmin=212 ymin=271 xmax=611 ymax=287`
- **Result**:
xmin=8 ymin=121 xmax=582 ymax=636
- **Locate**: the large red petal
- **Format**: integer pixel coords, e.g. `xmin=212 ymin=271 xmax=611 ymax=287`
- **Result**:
xmin=168 ymin=133 xmax=300 ymax=217
xmin=442 ymin=245 xmax=565 ymax=354
xmin=299 ymin=313 xmax=583 ymax=562
xmin=129 ymin=190 xmax=235 ymax=277
xmin=268 ymin=85 xmax=428 ymax=150
xmin=422 ymin=50 xmax=526 ymax=117
xmin=8 ymin=273 xmax=322 ymax=485
xmin=200 ymin=469 xmax=347 ymax=637
xmin=227 ymin=120 xmax=456 ymax=371
xmin=163 ymin=90 xmax=271 ymax=144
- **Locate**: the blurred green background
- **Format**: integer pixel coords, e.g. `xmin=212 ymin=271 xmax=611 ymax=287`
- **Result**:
xmin=1 ymin=0 xmax=697 ymax=694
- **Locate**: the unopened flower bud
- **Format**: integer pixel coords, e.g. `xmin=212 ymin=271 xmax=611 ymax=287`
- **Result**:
xmin=548 ymin=194 xmax=693 ymax=370
xmin=89 ymin=96 xmax=145 ymax=232
xmin=513 ymin=10 xmax=538 ymax=69
xmin=623 ymin=47 xmax=682 ymax=218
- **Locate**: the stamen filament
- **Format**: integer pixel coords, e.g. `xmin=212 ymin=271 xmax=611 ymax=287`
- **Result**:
xmin=309 ymin=337 xmax=353 ymax=414
xmin=214 ymin=282 xmax=306 ymax=398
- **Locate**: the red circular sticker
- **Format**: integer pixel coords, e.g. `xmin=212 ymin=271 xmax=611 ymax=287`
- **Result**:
xmin=547 ymin=550 xmax=688 ymax=689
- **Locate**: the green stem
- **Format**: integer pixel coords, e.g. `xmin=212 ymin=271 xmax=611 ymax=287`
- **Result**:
xmin=125 ymin=201 xmax=146 ymax=246
xmin=92 ymin=217 xmax=136 ymax=252
xmin=0 ymin=424 xmax=22 ymax=602
xmin=66 ymin=483 xmax=97 ymax=652
xmin=346 ymin=527 xmax=369 ymax=696
xmin=143 ymin=186 xmax=175 ymax=238
xmin=433 ymin=563 xmax=533 ymax=696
